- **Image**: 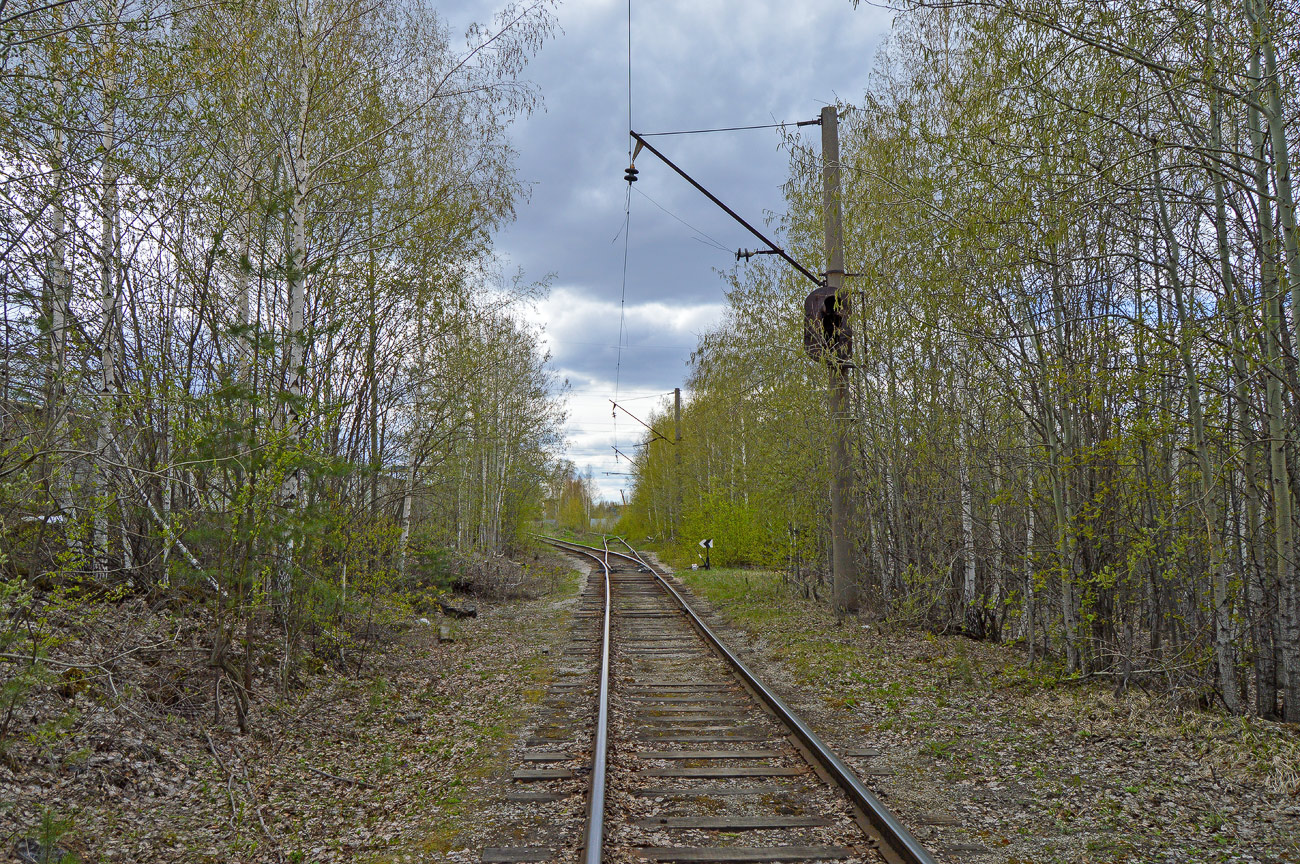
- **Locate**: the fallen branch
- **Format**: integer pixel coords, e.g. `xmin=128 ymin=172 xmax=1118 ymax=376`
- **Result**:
xmin=1059 ymin=665 xmax=1200 ymax=683
xmin=227 ymin=739 xmax=282 ymax=861
xmin=104 ymin=439 xmax=208 ymax=575
xmin=204 ymin=731 xmax=239 ymax=827
xmin=0 ymin=636 xmax=178 ymax=669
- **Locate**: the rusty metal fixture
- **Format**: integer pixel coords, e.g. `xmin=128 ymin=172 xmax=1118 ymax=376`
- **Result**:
xmin=804 ymin=285 xmax=853 ymax=362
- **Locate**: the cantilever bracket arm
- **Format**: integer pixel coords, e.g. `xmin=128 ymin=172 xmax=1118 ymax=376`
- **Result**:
xmin=610 ymin=399 xmax=673 ymax=445
xmin=629 ymin=130 xmax=826 ymax=289
xmin=612 ymin=445 xmax=641 ymax=464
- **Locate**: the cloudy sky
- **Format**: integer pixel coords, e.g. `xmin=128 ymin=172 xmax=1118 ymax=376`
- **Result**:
xmin=442 ymin=0 xmax=892 ymax=500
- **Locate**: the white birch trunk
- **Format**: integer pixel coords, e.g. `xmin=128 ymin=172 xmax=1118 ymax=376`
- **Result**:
xmin=398 ymin=458 xmax=417 ymax=580
xmin=234 ymin=147 xmax=255 ymax=387
xmin=990 ymin=452 xmax=1004 ymax=637
xmin=1024 ymin=500 xmax=1036 ymax=663
xmin=94 ymin=12 xmax=119 ymax=579
xmin=47 ymin=74 xmax=78 ymax=540
xmin=1155 ymin=170 xmax=1238 ymax=712
xmin=276 ymin=0 xmax=315 ymax=606
xmin=1249 ymin=44 xmax=1283 ymax=717
xmin=397 ymin=311 xmax=426 ymax=580
xmin=1203 ymin=7 xmax=1244 ymax=710
xmin=1250 ymin=0 xmax=1300 ymax=723
xmin=957 ymin=404 xmax=978 ymax=634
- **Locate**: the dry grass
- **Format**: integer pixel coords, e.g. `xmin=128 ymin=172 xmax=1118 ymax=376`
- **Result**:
xmin=676 ymin=565 xmax=1300 ymax=864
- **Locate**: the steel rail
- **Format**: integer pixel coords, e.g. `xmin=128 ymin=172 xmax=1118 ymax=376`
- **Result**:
xmin=587 ymin=538 xmax=612 ymax=864
xmin=595 ymin=535 xmax=938 ymax=864
xmin=538 ymin=536 xmax=611 ymax=864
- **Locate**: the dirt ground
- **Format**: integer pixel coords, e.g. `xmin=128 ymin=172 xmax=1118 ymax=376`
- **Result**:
xmin=8 ymin=556 xmax=1298 ymax=864
xmin=1 ymin=565 xmax=581 ymax=864
xmin=670 ymin=564 xmax=1300 ymax=864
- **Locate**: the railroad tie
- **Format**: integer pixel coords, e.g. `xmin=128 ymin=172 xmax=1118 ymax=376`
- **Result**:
xmin=632 ymin=847 xmax=855 ymax=862
xmin=509 ymin=536 xmax=939 ymax=864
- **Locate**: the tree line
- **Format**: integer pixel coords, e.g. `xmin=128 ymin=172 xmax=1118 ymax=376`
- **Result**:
xmin=622 ymin=0 xmax=1300 ymax=721
xmin=1 ymin=0 xmax=562 ymax=717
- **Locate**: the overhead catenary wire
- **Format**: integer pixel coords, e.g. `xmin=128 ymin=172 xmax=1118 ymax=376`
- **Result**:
xmin=632 ymin=186 xmax=731 ymax=254
xmin=566 ymin=423 xmax=659 ymax=432
xmin=561 ymin=389 xmax=677 ymax=399
xmin=637 ymin=121 xmax=793 ymax=136
xmin=546 ymin=339 xmax=698 ymax=350
xmin=612 ymin=0 xmax=635 ymax=471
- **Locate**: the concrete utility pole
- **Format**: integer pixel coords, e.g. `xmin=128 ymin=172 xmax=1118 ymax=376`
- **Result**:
xmin=673 ymin=386 xmax=682 ymax=538
xmin=822 ymin=104 xmax=859 ymax=614
xmin=627 ymin=112 xmax=858 ymax=610
xmin=674 ymin=387 xmax=682 ymax=442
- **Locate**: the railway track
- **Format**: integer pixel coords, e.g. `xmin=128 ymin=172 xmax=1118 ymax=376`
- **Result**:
xmin=482 ymin=536 xmax=937 ymax=864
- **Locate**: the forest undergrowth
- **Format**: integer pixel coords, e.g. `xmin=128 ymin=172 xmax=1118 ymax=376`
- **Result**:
xmin=0 ymin=555 xmax=578 ymax=863
xmin=678 ymin=566 xmax=1300 ymax=864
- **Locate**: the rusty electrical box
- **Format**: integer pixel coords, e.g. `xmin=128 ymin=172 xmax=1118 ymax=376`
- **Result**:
xmin=803 ymin=286 xmax=852 ymax=362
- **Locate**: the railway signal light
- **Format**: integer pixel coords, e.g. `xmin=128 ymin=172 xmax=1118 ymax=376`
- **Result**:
xmin=803 ymin=285 xmax=852 ymax=362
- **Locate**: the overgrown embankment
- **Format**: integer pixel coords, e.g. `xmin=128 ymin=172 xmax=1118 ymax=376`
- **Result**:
xmin=678 ymin=567 xmax=1300 ymax=864
xmin=1 ymin=557 xmax=580 ymax=863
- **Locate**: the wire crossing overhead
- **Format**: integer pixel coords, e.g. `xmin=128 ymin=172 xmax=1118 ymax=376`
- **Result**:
xmin=627 ymin=130 xmax=826 ymax=289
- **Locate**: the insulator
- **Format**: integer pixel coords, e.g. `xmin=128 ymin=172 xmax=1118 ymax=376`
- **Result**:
xmin=624 ymin=164 xmax=639 ymax=183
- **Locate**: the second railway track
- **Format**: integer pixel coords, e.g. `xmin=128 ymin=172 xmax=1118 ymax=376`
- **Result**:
xmin=484 ymin=536 xmax=937 ymax=864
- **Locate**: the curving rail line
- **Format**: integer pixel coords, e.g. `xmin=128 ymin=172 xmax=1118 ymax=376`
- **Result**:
xmin=546 ymin=537 xmax=613 ymax=864
xmin=536 ymin=534 xmax=939 ymax=864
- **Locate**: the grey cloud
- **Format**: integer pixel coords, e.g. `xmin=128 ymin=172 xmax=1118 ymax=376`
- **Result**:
xmin=441 ymin=0 xmax=890 ymax=497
